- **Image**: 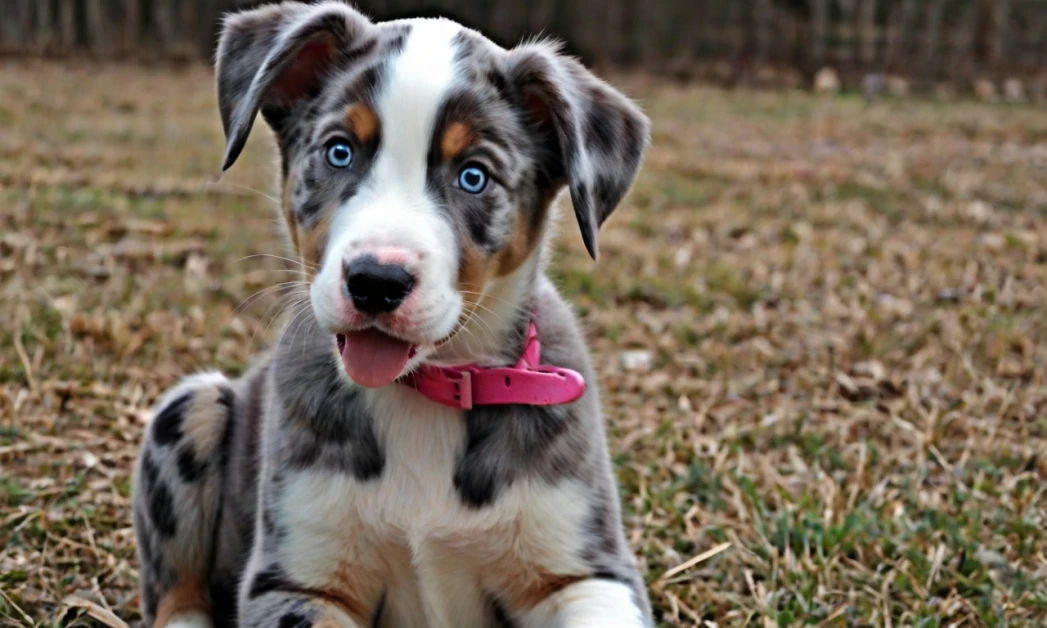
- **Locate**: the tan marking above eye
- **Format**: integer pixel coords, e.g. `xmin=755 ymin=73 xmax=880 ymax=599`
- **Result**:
xmin=345 ymin=104 xmax=378 ymax=143
xmin=441 ymin=121 xmax=475 ymax=161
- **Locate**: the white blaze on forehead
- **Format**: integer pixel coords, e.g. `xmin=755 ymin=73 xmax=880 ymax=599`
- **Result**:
xmin=373 ymin=19 xmax=463 ymax=192
xmin=311 ymin=19 xmax=468 ymax=344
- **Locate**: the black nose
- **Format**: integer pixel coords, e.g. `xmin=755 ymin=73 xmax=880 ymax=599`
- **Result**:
xmin=345 ymin=256 xmax=416 ymax=315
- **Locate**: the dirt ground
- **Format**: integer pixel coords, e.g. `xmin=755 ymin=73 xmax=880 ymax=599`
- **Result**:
xmin=1 ymin=61 xmax=1046 ymax=627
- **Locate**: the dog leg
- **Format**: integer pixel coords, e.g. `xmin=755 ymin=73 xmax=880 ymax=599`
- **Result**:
xmin=519 ymin=578 xmax=650 ymax=628
xmin=238 ymin=580 xmax=365 ymax=628
xmin=132 ymin=372 xmax=236 ymax=627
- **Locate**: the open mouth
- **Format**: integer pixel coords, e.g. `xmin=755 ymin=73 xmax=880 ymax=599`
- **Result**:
xmin=335 ymin=329 xmax=419 ymax=388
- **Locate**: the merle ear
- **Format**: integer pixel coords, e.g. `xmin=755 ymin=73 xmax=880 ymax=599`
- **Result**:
xmin=216 ymin=1 xmax=372 ymax=171
xmin=506 ymin=42 xmax=650 ymax=261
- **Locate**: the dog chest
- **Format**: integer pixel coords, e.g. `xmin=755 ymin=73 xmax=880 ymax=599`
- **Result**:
xmin=271 ymin=389 xmax=596 ymax=625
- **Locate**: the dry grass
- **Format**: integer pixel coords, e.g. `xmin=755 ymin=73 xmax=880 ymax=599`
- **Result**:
xmin=2 ymin=60 xmax=1047 ymax=627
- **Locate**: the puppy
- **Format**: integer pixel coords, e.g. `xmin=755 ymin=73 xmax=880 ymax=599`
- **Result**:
xmin=132 ymin=2 xmax=651 ymax=627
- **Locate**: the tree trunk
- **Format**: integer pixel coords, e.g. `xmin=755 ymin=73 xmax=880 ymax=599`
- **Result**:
xmin=1036 ymin=5 xmax=1047 ymax=69
xmin=858 ymin=0 xmax=877 ymax=68
xmin=993 ymin=0 xmax=1011 ymax=68
xmin=951 ymin=0 xmax=979 ymax=80
xmin=58 ymin=0 xmax=78 ymax=52
xmin=887 ymin=0 xmax=918 ymax=71
xmin=923 ymin=0 xmax=947 ymax=78
xmin=753 ymin=0 xmax=773 ymax=62
xmin=811 ymin=0 xmax=828 ymax=65
xmin=84 ymin=0 xmax=111 ymax=57
xmin=153 ymin=0 xmax=178 ymax=53
xmin=2 ymin=0 xmax=33 ymax=49
xmin=836 ymin=0 xmax=858 ymax=68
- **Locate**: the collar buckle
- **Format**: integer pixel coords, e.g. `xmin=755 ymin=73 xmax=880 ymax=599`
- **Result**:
xmin=447 ymin=368 xmax=474 ymax=410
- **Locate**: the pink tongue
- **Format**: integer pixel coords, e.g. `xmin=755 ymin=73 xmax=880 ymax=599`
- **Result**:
xmin=339 ymin=330 xmax=413 ymax=388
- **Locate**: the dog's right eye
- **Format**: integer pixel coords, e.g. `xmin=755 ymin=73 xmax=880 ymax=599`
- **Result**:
xmin=325 ymin=142 xmax=353 ymax=169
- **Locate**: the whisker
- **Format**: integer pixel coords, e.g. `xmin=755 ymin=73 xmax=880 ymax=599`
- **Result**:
xmin=260 ymin=298 xmax=310 ymax=354
xmin=234 ymin=282 xmax=309 ymax=315
xmin=284 ymin=302 xmax=317 ymax=356
xmin=247 ymin=289 xmax=309 ymax=341
xmin=206 ymin=180 xmax=281 ymax=205
xmin=456 ymin=290 xmax=535 ymax=312
xmin=237 ymin=253 xmax=317 ymax=270
xmin=229 ymin=268 xmax=309 ymax=277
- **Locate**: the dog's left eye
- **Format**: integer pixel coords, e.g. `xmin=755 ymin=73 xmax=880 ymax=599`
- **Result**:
xmin=325 ymin=142 xmax=353 ymax=169
xmin=457 ymin=165 xmax=488 ymax=194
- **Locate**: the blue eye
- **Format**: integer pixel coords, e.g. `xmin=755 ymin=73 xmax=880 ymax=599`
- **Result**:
xmin=326 ymin=142 xmax=353 ymax=168
xmin=458 ymin=165 xmax=488 ymax=194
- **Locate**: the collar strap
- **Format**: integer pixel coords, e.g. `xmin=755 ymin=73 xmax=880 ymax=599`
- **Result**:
xmin=401 ymin=320 xmax=586 ymax=409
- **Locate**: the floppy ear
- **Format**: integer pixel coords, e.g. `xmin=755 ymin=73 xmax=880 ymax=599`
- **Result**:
xmin=216 ymin=1 xmax=373 ymax=171
xmin=506 ymin=42 xmax=650 ymax=261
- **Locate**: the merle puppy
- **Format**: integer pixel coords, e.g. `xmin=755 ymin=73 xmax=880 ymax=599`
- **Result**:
xmin=132 ymin=2 xmax=651 ymax=627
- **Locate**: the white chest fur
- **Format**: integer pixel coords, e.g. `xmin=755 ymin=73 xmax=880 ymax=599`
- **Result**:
xmin=274 ymin=387 xmax=593 ymax=627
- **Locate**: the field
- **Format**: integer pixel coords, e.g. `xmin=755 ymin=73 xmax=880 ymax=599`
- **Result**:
xmin=2 ymin=60 xmax=1046 ymax=627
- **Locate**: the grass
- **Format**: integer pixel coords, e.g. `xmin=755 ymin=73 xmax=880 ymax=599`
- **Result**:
xmin=1 ymin=60 xmax=1047 ymax=626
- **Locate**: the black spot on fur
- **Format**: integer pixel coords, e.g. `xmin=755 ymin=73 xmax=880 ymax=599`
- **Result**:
xmin=209 ymin=575 xmax=238 ymax=628
xmin=142 ymin=583 xmax=159 ymax=620
xmin=489 ymin=595 xmax=515 ymax=628
xmin=176 ymin=444 xmax=208 ymax=483
xmin=141 ymin=451 xmax=159 ymax=488
xmin=351 ymin=429 xmax=386 ymax=480
xmin=573 ymin=184 xmax=591 ymax=216
xmin=148 ymin=481 xmax=177 ymax=538
xmin=370 ymin=590 xmax=387 ymax=628
xmin=280 ymin=124 xmax=303 ymax=152
xmin=456 ymin=380 xmax=583 ymax=507
xmin=485 ymin=69 xmax=514 ymax=107
xmin=134 ymin=508 xmax=153 ymax=565
xmin=340 ymin=36 xmax=378 ymax=66
xmin=278 ymin=611 xmax=313 ymax=628
xmin=380 ymin=24 xmax=411 ymax=56
xmin=215 ymin=387 xmax=237 ymax=470
xmin=298 ymin=196 xmax=326 ymax=218
xmin=571 ymin=183 xmax=598 ymax=257
xmin=287 ymin=423 xmax=384 ymax=480
xmin=465 ymin=205 xmax=494 ymax=250
xmin=593 ymin=174 xmax=622 ymax=217
xmin=278 ymin=356 xmax=386 ymax=481
xmin=262 ymin=500 xmax=278 ymax=537
xmin=217 ymin=385 xmax=235 ymax=411
xmin=584 ymin=104 xmax=621 ymax=156
xmin=454 ymin=458 xmax=501 ymax=508
xmin=249 ymin=564 xmax=293 ymax=599
xmin=342 ymin=64 xmax=383 ymax=104
xmin=452 ymin=29 xmax=483 ymax=67
xmin=620 ymin=110 xmax=645 ymax=166
xmin=151 ymin=392 xmax=192 ymax=446
xmin=582 ymin=485 xmax=621 ymax=568
xmin=592 ymin=568 xmax=627 ymax=582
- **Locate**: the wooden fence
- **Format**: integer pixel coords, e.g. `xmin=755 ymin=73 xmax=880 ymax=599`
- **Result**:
xmin=1 ymin=1 xmax=1045 ymax=83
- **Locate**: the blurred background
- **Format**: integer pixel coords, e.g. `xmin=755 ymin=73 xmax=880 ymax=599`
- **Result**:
xmin=3 ymin=0 xmax=1047 ymax=93
xmin=1 ymin=1 xmax=1046 ymax=627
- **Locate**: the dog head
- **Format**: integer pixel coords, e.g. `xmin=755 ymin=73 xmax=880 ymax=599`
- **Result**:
xmin=217 ymin=1 xmax=648 ymax=387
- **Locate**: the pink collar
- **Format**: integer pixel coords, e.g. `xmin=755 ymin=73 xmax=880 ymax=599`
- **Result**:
xmin=401 ymin=320 xmax=586 ymax=409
